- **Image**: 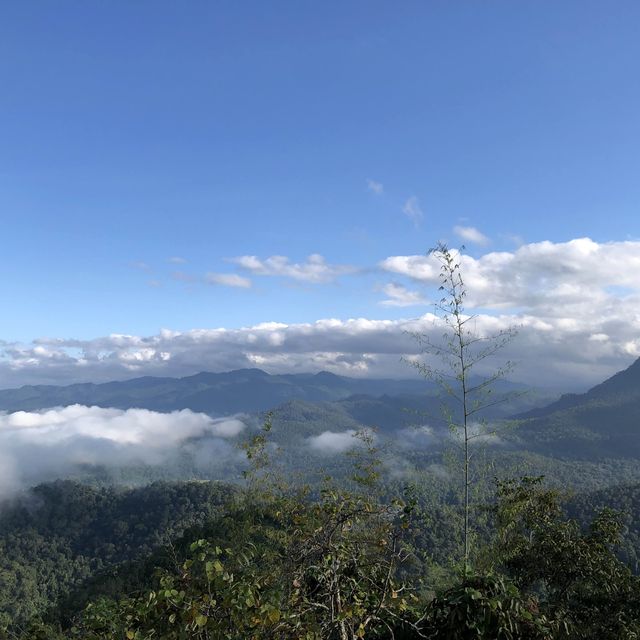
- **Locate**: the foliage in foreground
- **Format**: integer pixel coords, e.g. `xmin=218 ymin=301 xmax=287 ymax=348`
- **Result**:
xmin=70 ymin=482 xmax=417 ymax=640
xmin=6 ymin=474 xmax=634 ymax=640
xmin=2 ymin=421 xmax=639 ymax=639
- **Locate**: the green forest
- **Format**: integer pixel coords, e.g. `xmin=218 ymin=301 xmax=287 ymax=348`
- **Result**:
xmin=1 ymin=432 xmax=640 ymax=639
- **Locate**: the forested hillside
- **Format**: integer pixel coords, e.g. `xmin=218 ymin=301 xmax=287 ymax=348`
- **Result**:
xmin=514 ymin=357 xmax=640 ymax=458
xmin=3 ymin=466 xmax=640 ymax=638
xmin=568 ymin=482 xmax=640 ymax=572
xmin=0 ymin=481 xmax=235 ymax=629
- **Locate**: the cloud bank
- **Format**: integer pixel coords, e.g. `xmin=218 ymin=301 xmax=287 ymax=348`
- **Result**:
xmin=0 ymin=406 xmax=248 ymax=498
xmin=1 ymin=238 xmax=640 ymax=391
xmin=380 ymin=237 xmax=640 ymax=312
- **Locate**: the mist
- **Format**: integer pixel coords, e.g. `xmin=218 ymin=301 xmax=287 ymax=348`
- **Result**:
xmin=307 ymin=429 xmax=361 ymax=454
xmin=0 ymin=405 xmax=249 ymax=499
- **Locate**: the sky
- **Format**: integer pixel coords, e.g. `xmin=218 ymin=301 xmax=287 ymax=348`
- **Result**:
xmin=1 ymin=1 xmax=640 ymax=390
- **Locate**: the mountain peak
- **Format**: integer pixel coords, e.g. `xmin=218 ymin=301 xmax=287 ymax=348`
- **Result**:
xmin=313 ymin=371 xmax=344 ymax=384
xmin=587 ymin=357 xmax=640 ymax=397
xmin=516 ymin=357 xmax=640 ymax=420
xmin=188 ymin=368 xmax=269 ymax=381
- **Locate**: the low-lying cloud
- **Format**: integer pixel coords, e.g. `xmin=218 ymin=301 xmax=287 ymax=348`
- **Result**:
xmin=307 ymin=429 xmax=361 ymax=454
xmin=0 ymin=406 xmax=248 ymax=499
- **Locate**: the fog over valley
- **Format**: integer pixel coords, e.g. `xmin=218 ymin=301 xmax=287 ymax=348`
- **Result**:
xmin=0 ymin=406 xmax=250 ymax=498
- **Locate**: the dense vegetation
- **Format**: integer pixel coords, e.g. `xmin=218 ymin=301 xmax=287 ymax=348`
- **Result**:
xmin=0 ymin=481 xmax=235 ymax=630
xmin=0 ymin=420 xmax=639 ymax=639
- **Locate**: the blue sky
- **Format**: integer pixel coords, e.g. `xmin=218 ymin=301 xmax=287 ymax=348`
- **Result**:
xmin=1 ymin=1 xmax=640 ymax=387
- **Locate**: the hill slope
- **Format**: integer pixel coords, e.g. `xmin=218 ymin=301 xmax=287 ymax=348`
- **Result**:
xmin=515 ymin=357 xmax=640 ymax=458
xmin=0 ymin=480 xmax=235 ymax=628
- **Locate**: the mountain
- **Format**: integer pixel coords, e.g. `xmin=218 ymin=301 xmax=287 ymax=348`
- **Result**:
xmin=518 ymin=357 xmax=640 ymax=420
xmin=0 ymin=368 xmax=542 ymax=416
xmin=0 ymin=369 xmax=436 ymax=414
xmin=514 ymin=357 xmax=640 ymax=458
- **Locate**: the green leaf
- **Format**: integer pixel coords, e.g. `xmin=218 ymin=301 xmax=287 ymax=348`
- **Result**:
xmin=195 ymin=614 xmax=208 ymax=627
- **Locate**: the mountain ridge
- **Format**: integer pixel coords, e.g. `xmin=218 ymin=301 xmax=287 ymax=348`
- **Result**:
xmin=517 ymin=356 xmax=640 ymax=420
xmin=514 ymin=357 xmax=640 ymax=458
xmin=0 ymin=368 xmax=438 ymax=415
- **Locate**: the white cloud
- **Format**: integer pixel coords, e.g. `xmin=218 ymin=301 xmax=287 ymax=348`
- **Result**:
xmin=453 ymin=225 xmax=490 ymax=246
xmin=0 ymin=405 xmax=234 ymax=446
xmin=395 ymin=425 xmax=437 ymax=450
xmin=205 ymin=272 xmax=252 ymax=288
xmin=379 ymin=283 xmax=427 ymax=307
xmin=367 ymin=179 xmax=384 ymax=195
xmin=2 ymin=238 xmax=640 ymax=391
xmin=402 ymin=196 xmax=423 ymax=226
xmin=230 ymin=254 xmax=355 ymax=283
xmin=0 ymin=406 xmax=248 ymax=498
xmin=380 ymin=254 xmax=439 ymax=282
xmin=449 ymin=421 xmax=504 ymax=446
xmin=169 ymin=256 xmax=187 ymax=264
xmin=380 ymin=238 xmax=640 ymax=313
xmin=307 ymin=429 xmax=360 ymax=454
xmin=210 ymin=418 xmax=246 ymax=437
xmin=0 ymin=311 xmax=633 ymax=391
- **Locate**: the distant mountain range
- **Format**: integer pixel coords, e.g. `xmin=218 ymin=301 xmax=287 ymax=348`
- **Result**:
xmin=0 ymin=368 xmax=540 ymax=415
xmin=0 ymin=369 xmax=436 ymax=414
